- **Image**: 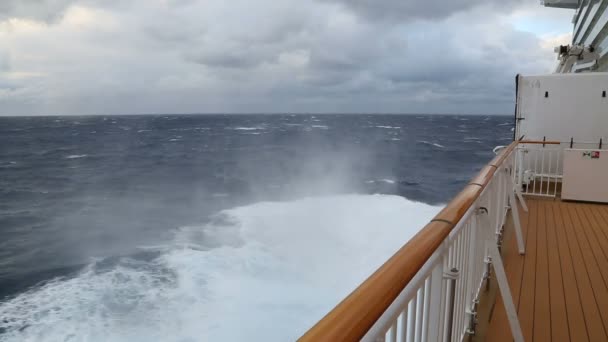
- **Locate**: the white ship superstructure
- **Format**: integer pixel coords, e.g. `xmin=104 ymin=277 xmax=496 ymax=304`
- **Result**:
xmin=545 ymin=0 xmax=608 ymax=72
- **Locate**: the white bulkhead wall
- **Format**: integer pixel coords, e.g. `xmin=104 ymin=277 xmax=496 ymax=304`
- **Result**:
xmin=516 ymin=72 xmax=608 ymax=144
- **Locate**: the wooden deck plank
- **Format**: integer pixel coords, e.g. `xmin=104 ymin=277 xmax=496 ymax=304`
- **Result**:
xmin=566 ymin=204 xmax=608 ymax=337
xmin=545 ymin=201 xmax=570 ymax=342
xmin=575 ymin=205 xmax=608 ymax=296
xmin=583 ymin=205 xmax=608 ymax=260
xmin=518 ymin=199 xmax=538 ymax=342
xmin=485 ymin=198 xmax=608 ymax=342
xmin=484 ymin=201 xmax=530 ymax=342
xmin=591 ymin=205 xmax=608 ymax=239
xmin=552 ymin=200 xmax=589 ymax=342
xmin=484 ymin=198 xmax=608 ymax=342
xmin=534 ymin=200 xmax=551 ymax=341
xmin=560 ymin=203 xmax=608 ymax=342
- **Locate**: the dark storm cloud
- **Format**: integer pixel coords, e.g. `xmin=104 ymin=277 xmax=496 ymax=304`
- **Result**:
xmin=322 ymin=0 xmax=527 ymax=21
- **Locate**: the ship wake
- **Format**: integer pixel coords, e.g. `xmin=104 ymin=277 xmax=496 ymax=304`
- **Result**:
xmin=0 ymin=194 xmax=439 ymax=342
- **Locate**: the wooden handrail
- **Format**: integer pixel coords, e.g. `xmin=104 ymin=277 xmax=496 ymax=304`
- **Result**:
xmin=299 ymin=141 xmax=520 ymax=341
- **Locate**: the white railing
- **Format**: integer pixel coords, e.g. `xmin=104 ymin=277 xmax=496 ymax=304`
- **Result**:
xmin=514 ymin=140 xmax=603 ymax=197
xmin=301 ymin=138 xmax=605 ymax=341
xmin=360 ymin=149 xmax=523 ymax=342
xmin=515 ymin=143 xmax=563 ymax=197
xmin=300 ymin=142 xmax=526 ymax=342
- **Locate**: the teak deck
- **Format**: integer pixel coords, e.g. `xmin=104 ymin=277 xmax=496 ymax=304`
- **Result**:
xmin=485 ymin=197 xmax=608 ymax=342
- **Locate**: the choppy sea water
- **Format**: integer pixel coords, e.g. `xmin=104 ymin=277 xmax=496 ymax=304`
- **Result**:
xmin=0 ymin=114 xmax=513 ymax=341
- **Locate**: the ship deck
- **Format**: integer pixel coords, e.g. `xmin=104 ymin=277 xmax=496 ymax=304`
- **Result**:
xmin=484 ymin=197 xmax=608 ymax=342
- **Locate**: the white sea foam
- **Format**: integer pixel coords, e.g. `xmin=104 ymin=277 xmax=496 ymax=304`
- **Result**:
xmin=375 ymin=126 xmax=400 ymax=129
xmin=311 ymin=125 xmax=329 ymax=129
xmin=464 ymin=137 xmax=482 ymax=143
xmin=229 ymin=127 xmax=264 ymax=131
xmin=65 ymin=154 xmax=88 ymax=159
xmin=366 ymin=179 xmax=396 ymax=184
xmin=0 ymin=195 xmax=439 ymax=342
xmin=417 ymin=141 xmax=445 ymax=148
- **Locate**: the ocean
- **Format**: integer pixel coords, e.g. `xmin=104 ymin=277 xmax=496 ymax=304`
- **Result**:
xmin=0 ymin=114 xmax=513 ymax=341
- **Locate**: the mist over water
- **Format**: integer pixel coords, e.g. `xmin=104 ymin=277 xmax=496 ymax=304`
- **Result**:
xmin=0 ymin=114 xmax=513 ymax=341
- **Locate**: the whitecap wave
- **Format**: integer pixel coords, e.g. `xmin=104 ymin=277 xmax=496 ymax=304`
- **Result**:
xmin=417 ymin=141 xmax=445 ymax=148
xmin=0 ymin=195 xmax=439 ymax=342
xmin=65 ymin=154 xmax=88 ymax=159
xmin=228 ymin=127 xmax=264 ymax=131
xmin=366 ymin=179 xmax=396 ymax=185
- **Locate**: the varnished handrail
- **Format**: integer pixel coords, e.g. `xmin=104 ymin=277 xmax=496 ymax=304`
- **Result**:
xmin=298 ymin=141 xmax=520 ymax=341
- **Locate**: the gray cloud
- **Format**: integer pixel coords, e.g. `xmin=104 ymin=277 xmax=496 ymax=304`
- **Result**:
xmin=0 ymin=50 xmax=10 ymax=72
xmin=0 ymin=0 xmax=76 ymax=21
xmin=321 ymin=0 xmax=526 ymax=21
xmin=0 ymin=0 xmax=568 ymax=116
xmin=188 ymin=49 xmax=266 ymax=69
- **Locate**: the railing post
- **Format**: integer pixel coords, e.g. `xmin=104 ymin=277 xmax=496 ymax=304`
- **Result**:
xmin=443 ymin=268 xmax=459 ymax=342
xmin=508 ymin=183 xmax=526 ymax=255
xmin=516 ymin=147 xmax=524 ymax=189
xmin=484 ymin=256 xmax=492 ymax=291
xmin=508 ymin=153 xmax=528 ymax=212
xmin=466 ymin=300 xmax=478 ymax=340
xmin=488 ymin=243 xmax=524 ymax=342
xmin=479 ymin=207 xmax=525 ymax=342
xmin=426 ymin=262 xmax=446 ymax=342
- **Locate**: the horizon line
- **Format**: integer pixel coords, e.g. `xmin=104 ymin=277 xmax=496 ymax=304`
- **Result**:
xmin=0 ymin=112 xmax=513 ymax=118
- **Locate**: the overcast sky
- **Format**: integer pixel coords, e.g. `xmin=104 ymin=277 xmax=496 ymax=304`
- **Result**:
xmin=0 ymin=0 xmax=573 ymax=116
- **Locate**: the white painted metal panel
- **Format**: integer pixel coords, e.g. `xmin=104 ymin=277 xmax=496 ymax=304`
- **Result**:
xmin=562 ymin=149 xmax=608 ymax=202
xmin=516 ymin=73 xmax=608 ymax=144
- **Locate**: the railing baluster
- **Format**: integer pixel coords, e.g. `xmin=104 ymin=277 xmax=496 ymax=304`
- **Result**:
xmin=443 ymin=268 xmax=459 ymax=342
xmin=421 ymin=277 xmax=431 ymax=342
xmin=540 ymin=146 xmax=545 ymax=194
xmin=534 ymin=147 xmax=539 ymax=194
xmin=400 ymin=306 xmax=408 ymax=342
xmin=466 ymin=220 xmax=477 ymax=336
xmin=548 ymin=150 xmax=553 ymax=196
xmin=389 ymin=321 xmax=397 ymax=342
xmin=426 ymin=263 xmax=444 ymax=342
xmin=407 ymin=297 xmax=417 ymax=342
xmin=415 ymin=287 xmax=424 ymax=342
